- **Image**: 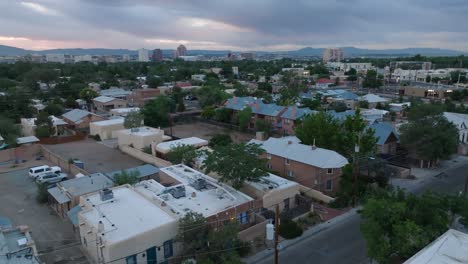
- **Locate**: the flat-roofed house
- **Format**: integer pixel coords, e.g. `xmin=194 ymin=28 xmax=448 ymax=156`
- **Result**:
xmin=89 ymin=118 xmax=125 ymax=140
xmin=154 ymin=137 xmax=208 ymax=157
xmin=250 ymin=136 xmax=348 ymax=195
xmin=78 ymin=185 xmax=179 ymax=264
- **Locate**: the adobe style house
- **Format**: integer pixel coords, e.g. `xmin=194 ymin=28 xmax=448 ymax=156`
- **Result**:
xmin=127 ymin=88 xmax=161 ymax=107
xmin=250 ymin=136 xmax=349 ymax=195
xmin=62 ymin=109 xmax=105 ymax=131
xmin=92 ymin=95 xmax=127 ymax=112
xmin=369 ymin=122 xmax=399 ymax=156
xmin=280 ymin=106 xmax=315 ymax=135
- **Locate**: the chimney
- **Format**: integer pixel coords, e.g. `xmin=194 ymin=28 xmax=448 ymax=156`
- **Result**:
xmin=256 ymin=131 xmax=265 ymax=141
xmin=161 ymin=201 xmax=166 ymax=207
xmin=312 ymin=138 xmax=317 ymax=150
xmin=288 ymin=140 xmax=292 ymax=145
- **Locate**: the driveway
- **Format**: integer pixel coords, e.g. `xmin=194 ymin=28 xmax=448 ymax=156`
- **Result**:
xmin=0 ymin=168 xmax=89 ymax=264
xmin=44 ymin=139 xmax=144 ymax=174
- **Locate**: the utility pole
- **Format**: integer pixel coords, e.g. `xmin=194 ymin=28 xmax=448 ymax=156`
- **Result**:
xmin=353 ymin=143 xmax=360 ymax=207
xmin=274 ymin=204 xmax=279 ymax=264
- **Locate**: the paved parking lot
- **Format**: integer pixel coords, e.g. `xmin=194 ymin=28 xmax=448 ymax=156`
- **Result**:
xmin=0 ymin=168 xmax=88 ymax=264
xmin=44 ymin=139 xmax=144 ymax=174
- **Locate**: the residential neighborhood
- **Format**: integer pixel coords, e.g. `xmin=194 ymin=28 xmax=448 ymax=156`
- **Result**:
xmin=1 ymin=2 xmax=468 ymax=263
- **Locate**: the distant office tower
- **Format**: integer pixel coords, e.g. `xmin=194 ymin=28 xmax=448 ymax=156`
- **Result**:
xmin=152 ymin=49 xmax=163 ymax=62
xmin=138 ymin=48 xmax=150 ymax=62
xmin=176 ymin=44 xmax=187 ymax=57
xmin=323 ymin=48 xmax=344 ymax=63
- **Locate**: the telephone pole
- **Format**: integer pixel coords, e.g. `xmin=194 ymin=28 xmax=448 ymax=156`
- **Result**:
xmin=274 ymin=204 xmax=279 ymax=264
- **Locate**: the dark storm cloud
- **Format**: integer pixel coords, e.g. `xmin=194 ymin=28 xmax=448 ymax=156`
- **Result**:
xmin=0 ymin=0 xmax=467 ymax=50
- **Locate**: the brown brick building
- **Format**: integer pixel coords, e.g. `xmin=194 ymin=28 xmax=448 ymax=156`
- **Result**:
xmin=127 ymin=88 xmax=161 ymax=107
xmin=250 ymin=136 xmax=348 ymax=195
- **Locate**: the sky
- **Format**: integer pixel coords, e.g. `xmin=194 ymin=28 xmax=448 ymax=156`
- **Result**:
xmin=0 ymin=0 xmax=467 ymax=51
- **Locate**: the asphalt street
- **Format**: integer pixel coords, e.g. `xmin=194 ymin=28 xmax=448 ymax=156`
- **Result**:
xmin=251 ymin=163 xmax=468 ymax=264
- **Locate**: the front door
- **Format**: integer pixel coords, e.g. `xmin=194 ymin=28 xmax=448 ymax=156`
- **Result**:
xmin=147 ymin=246 xmax=157 ymax=264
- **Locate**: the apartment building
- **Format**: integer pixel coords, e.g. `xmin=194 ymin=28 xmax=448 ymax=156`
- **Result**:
xmin=92 ymin=96 xmax=127 ymax=112
xmin=127 ymin=88 xmax=161 ymax=107
xmin=279 ymin=107 xmax=316 ymax=135
xmin=250 ymin=136 xmax=348 ymax=194
xmin=323 ymin=48 xmax=344 ymax=63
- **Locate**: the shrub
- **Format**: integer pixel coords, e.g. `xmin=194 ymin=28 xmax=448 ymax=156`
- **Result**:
xmin=36 ymin=183 xmax=49 ymax=204
xmin=142 ymin=146 xmax=152 ymax=154
xmin=278 ymin=219 xmax=303 ymax=239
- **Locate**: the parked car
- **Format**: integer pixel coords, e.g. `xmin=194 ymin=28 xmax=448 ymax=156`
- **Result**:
xmin=36 ymin=172 xmax=68 ymax=184
xmin=29 ymin=165 xmax=61 ymax=179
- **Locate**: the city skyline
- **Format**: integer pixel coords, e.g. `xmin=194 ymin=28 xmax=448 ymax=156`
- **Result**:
xmin=0 ymin=1 xmax=467 ymax=51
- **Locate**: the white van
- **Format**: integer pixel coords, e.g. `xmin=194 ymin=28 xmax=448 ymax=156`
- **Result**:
xmin=29 ymin=165 xmax=62 ymax=179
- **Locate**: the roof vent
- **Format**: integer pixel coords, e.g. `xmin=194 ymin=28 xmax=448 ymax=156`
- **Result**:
xmin=17 ymin=238 xmax=27 ymax=248
xmin=99 ymin=188 xmax=114 ymax=201
xmin=312 ymin=138 xmax=317 ymax=150
xmin=287 ymin=140 xmax=292 ymax=145
xmin=191 ymin=192 xmax=197 ymax=198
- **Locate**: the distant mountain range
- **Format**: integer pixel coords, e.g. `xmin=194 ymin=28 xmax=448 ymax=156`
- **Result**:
xmin=0 ymin=44 xmax=466 ymax=57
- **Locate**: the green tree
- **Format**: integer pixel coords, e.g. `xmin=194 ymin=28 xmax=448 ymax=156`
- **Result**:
xmin=113 ymin=170 xmax=140 ymax=185
xmin=141 ymin=96 xmax=175 ymax=127
xmin=257 ymin=82 xmax=272 ymax=93
xmin=301 ymin=98 xmax=320 ymax=110
xmin=196 ymin=85 xmax=228 ymax=108
xmin=123 ymin=111 xmax=143 ymax=129
xmin=177 ymin=95 xmax=186 ymax=112
xmin=361 ymin=190 xmax=454 ymax=263
xmin=202 ymin=143 xmax=267 ymax=189
xmin=295 ymin=112 xmax=342 ymax=150
xmin=166 ymin=145 xmax=198 ymax=166
xmin=176 ymin=212 xmax=210 ymax=256
xmin=0 ymin=116 xmax=20 ymax=144
xmin=209 ymin=134 xmax=232 ymax=148
xmin=237 ymin=106 xmax=252 ymax=131
xmin=331 ymin=101 xmax=347 ymax=112
xmin=214 ymin=108 xmax=231 ymax=122
xmin=34 ymin=111 xmax=55 ymax=138
xmin=201 ymin=106 xmax=215 ymax=119
xmin=358 ymin=100 xmax=369 ymax=109
xmin=79 ymin=87 xmax=99 ymax=110
xmin=44 ymin=103 xmax=64 ymax=116
xmin=340 ymin=110 xmax=377 ymax=159
xmin=407 ymin=103 xmax=444 ymax=121
xmin=255 ymin=119 xmax=272 ymax=136
xmin=400 ymin=115 xmax=458 ymax=162
xmin=362 ymin=70 xmax=382 ymax=89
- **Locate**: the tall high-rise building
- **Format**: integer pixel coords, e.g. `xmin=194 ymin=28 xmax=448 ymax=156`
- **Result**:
xmin=152 ymin=49 xmax=163 ymax=62
xmin=175 ymin=44 xmax=187 ymax=58
xmin=138 ymin=48 xmax=150 ymax=62
xmin=323 ymin=48 xmax=344 ymax=63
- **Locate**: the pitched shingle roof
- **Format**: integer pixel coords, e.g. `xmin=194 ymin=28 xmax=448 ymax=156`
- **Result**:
xmin=369 ymin=122 xmax=399 ymax=145
xmin=62 ymin=109 xmax=95 ymax=124
xmin=281 ymin=107 xmax=316 ymax=120
xmin=249 ymin=136 xmax=348 ymax=168
xmin=93 ymin=95 xmax=117 ymax=103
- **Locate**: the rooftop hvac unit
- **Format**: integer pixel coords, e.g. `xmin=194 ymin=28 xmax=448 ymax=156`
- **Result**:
xmin=100 ymin=188 xmax=114 ymax=201
xmin=169 ymin=185 xmax=186 ymax=199
xmin=191 ymin=178 xmax=207 ymax=191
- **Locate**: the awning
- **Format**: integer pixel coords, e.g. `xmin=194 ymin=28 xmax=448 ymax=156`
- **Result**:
xmin=67 ymin=205 xmax=82 ymax=226
xmin=48 ymin=187 xmax=70 ymax=204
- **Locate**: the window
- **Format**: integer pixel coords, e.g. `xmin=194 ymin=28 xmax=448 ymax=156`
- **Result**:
xmin=126 ymin=255 xmax=137 ymax=264
xmin=284 ymin=119 xmax=290 ymax=124
xmin=326 ymin=180 xmax=332 ymax=191
xmin=237 ymin=211 xmax=249 ymax=224
xmin=327 ymin=168 xmax=333 ymax=174
xmin=287 ymin=170 xmax=294 ymax=177
xmin=267 ymin=163 xmax=272 ymax=170
xmin=267 ymin=153 xmax=271 ymax=160
xmin=285 ymin=158 xmax=290 ymax=165
xmin=163 ymin=240 xmax=173 ymax=259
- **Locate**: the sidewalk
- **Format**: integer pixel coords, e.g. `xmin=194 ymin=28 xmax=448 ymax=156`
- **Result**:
xmin=244 ymin=207 xmax=361 ymax=264
xmin=391 ymin=155 xmax=468 ymax=192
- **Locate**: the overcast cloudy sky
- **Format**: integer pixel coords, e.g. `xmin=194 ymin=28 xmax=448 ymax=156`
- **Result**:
xmin=1 ymin=0 xmax=467 ymax=51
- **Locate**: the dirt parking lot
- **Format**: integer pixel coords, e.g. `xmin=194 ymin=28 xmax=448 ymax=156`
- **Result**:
xmin=44 ymin=139 xmax=144 ymax=174
xmin=165 ymin=121 xmax=254 ymax=143
xmin=0 ymin=168 xmax=89 ymax=264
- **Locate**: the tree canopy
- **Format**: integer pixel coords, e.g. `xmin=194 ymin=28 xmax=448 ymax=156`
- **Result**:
xmin=400 ymin=115 xmax=458 ymax=161
xmin=34 ymin=111 xmax=55 ymax=138
xmin=123 ymin=110 xmax=144 ymax=129
xmin=202 ymin=143 xmax=268 ymax=189
xmin=166 ymin=145 xmax=198 ymax=167
xmin=141 ymin=96 xmax=175 ymax=127
xmin=361 ymin=190 xmax=468 ymax=263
